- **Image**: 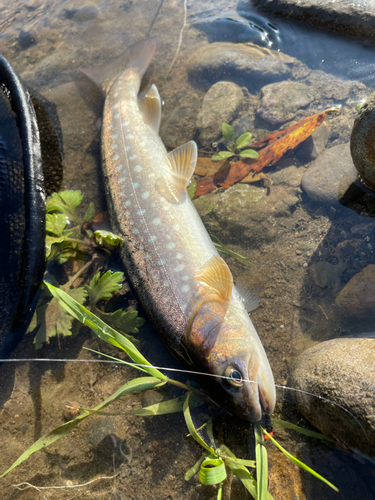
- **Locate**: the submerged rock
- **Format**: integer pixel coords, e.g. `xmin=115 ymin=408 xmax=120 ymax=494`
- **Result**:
xmin=351 ymin=92 xmax=375 ymax=191
xmin=196 ymin=81 xmax=243 ymax=146
xmin=301 ymin=143 xmax=358 ymax=205
xmin=186 ymin=42 xmax=295 ymax=91
xmin=335 ymin=265 xmax=375 ymax=325
xmin=252 ymin=0 xmax=375 ymax=42
xmin=291 ymin=338 xmax=375 ymax=458
xmin=258 ymin=80 xmax=316 ymax=125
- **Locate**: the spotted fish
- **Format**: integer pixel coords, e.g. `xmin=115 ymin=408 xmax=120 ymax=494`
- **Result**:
xmin=100 ymin=39 xmax=275 ymax=421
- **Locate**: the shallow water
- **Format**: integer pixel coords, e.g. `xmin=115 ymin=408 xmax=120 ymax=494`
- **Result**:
xmin=1 ymin=0 xmax=375 ymax=499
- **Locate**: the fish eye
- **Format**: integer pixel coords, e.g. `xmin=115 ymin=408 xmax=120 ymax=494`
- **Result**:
xmin=224 ymin=366 xmax=243 ymax=387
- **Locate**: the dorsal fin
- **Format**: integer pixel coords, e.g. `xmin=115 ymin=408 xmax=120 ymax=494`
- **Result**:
xmin=194 ymin=255 xmax=233 ymax=301
xmin=160 ymin=141 xmax=197 ymax=202
xmin=139 ymin=84 xmax=161 ymax=133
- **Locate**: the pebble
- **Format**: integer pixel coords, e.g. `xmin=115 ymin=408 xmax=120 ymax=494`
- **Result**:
xmin=186 ymin=42 xmax=295 ymax=91
xmin=301 ymin=143 xmax=358 ymax=205
xmin=351 ymin=91 xmax=375 ymax=190
xmin=291 ymin=338 xmax=375 ymax=458
xmin=196 ymin=81 xmax=243 ymax=146
xmin=257 ymin=80 xmax=316 ymax=125
xmin=335 ymin=264 xmax=375 ymax=321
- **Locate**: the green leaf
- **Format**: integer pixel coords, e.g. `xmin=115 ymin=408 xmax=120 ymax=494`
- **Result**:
xmin=185 ymin=456 xmax=205 ymax=481
xmin=183 ymin=393 xmax=215 ymax=455
xmin=94 ymin=308 xmax=144 ymax=336
xmin=271 ymin=418 xmax=335 ymax=443
xmin=46 ymin=213 xmax=69 ymax=236
xmin=46 ymin=190 xmax=83 ymax=221
xmin=211 ymin=154 xmax=226 ymax=162
xmin=222 ymin=123 xmax=235 ymax=142
xmin=356 ymin=103 xmax=364 ymax=112
xmin=221 ymin=445 xmax=260 ymax=499
xmin=33 ymin=287 xmax=87 ymax=350
xmin=262 ymin=428 xmax=339 ymax=492
xmin=239 ymin=149 xmax=259 ymax=159
xmin=0 ymin=377 xmax=163 ymax=478
xmin=255 ymin=423 xmax=268 ymax=500
xmin=199 ymin=456 xmax=227 ymax=485
xmin=94 ymin=230 xmax=123 ymax=247
xmin=187 ymin=181 xmax=197 ymax=200
xmin=46 ymin=234 xmax=70 ymax=259
xmin=44 ymin=282 xmax=167 ymax=381
xmin=83 ymin=202 xmax=95 ymax=224
xmin=87 ymin=271 xmax=124 ymax=304
xmin=217 ymin=151 xmax=234 ymax=159
xmin=126 ymin=394 xmax=201 ymax=416
xmin=235 ymin=132 xmax=252 ymax=149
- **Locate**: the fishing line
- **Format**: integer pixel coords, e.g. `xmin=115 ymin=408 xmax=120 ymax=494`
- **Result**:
xmin=0 ymin=356 xmax=368 ymax=441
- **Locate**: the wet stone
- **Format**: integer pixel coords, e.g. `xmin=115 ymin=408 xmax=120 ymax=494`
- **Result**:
xmin=196 ymin=81 xmax=244 ymax=147
xmin=269 ymin=165 xmax=305 ymax=188
xmin=301 ymin=143 xmax=358 ymax=205
xmin=308 ymin=261 xmax=345 ymax=289
xmin=291 ymin=338 xmax=375 ymax=458
xmin=186 ymin=42 xmax=295 ymax=91
xmin=258 ymin=80 xmax=316 ymax=126
xmin=335 ymin=264 xmax=375 ymax=324
xmin=296 ymin=121 xmax=331 ymax=161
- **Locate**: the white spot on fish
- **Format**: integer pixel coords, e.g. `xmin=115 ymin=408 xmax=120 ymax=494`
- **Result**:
xmin=134 ymin=165 xmax=142 ymax=172
xmin=112 ymin=133 xmax=118 ymax=139
xmin=176 ymin=253 xmax=183 ymax=259
xmin=113 ymin=154 xmax=120 ymax=160
xmin=125 ymin=145 xmax=131 ymax=151
xmin=133 ymin=228 xmax=139 ymax=234
xmin=116 ymin=164 xmax=123 ymax=171
xmin=112 ymin=144 xmax=118 ymax=150
xmin=152 ymin=218 xmax=160 ymax=225
xmin=153 ymin=273 xmax=160 ymax=281
xmin=142 ymin=191 xmax=150 ymax=199
xmin=145 ymin=253 xmax=151 ymax=260
xmin=114 ymin=113 xmax=120 ymax=119
xmin=162 ymin=296 xmax=169 ymax=304
xmin=157 ymin=259 xmax=166 ymax=265
xmin=125 ymin=200 xmax=131 ymax=206
xmin=151 ymin=202 xmax=156 ymax=208
xmin=174 ymin=264 xmax=184 ymax=272
xmin=173 ymin=224 xmax=180 ymax=232
xmin=119 ymin=177 xmax=126 ymax=183
xmin=163 ymin=280 xmax=169 ymax=287
xmin=133 ymin=182 xmax=140 ymax=188
xmin=166 ymin=242 xmax=175 ymax=250
xmin=182 ymin=275 xmax=189 ymax=281
xmin=139 ymin=244 xmax=144 ymax=250
xmin=149 ymin=236 xmax=156 ymax=242
xmin=125 ymin=134 xmax=134 ymax=139
xmin=122 ymin=121 xmax=129 ymax=126
xmin=181 ymin=303 xmax=187 ymax=311
xmin=137 ymin=209 xmax=146 ymax=215
xmin=181 ymin=284 xmax=190 ymax=293
xmin=166 ymin=234 xmax=171 ymax=239
xmin=129 ymin=154 xmax=137 ymax=161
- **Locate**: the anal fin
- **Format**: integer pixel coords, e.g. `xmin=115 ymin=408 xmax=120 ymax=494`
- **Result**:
xmin=139 ymin=84 xmax=161 ymax=133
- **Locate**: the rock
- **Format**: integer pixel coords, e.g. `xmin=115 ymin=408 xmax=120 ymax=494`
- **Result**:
xmin=335 ymin=264 xmax=375 ymax=321
xmin=296 ymin=121 xmax=331 ymax=161
xmin=196 ymin=82 xmax=243 ymax=146
xmin=252 ymin=0 xmax=375 ymax=42
xmin=258 ymin=81 xmax=316 ymax=125
xmin=308 ymin=261 xmax=344 ymax=289
xmin=291 ymin=338 xmax=375 ymax=457
xmin=186 ymin=42 xmax=295 ymax=91
xmin=160 ymin=103 xmax=196 ymax=148
xmin=351 ymin=91 xmax=375 ymax=190
xmin=269 ymin=165 xmax=305 ymax=188
xmin=301 ymin=143 xmax=358 ymax=205
xmin=64 ymin=5 xmax=99 ymax=22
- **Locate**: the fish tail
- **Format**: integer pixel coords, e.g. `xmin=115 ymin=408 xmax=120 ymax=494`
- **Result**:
xmin=81 ymin=38 xmax=157 ymax=94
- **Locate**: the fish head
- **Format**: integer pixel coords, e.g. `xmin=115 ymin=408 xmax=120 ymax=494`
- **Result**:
xmin=185 ymin=302 xmax=276 ymax=422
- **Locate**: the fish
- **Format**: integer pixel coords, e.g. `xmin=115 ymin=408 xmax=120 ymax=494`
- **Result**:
xmin=0 ymin=55 xmax=46 ymax=358
xmin=98 ymin=39 xmax=276 ymax=421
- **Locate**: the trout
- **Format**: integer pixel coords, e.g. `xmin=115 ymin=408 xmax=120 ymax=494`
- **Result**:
xmin=99 ymin=39 xmax=275 ymax=421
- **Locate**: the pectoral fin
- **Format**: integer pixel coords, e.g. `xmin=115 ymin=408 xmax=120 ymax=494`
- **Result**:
xmin=139 ymin=84 xmax=161 ymax=133
xmin=159 ymin=141 xmax=197 ymax=202
xmin=194 ymin=255 xmax=233 ymax=301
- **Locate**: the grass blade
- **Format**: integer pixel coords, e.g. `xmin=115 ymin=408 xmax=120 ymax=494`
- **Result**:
xmin=255 ymin=423 xmax=268 ymax=500
xmin=0 ymin=377 xmax=162 ymax=477
xmin=183 ymin=393 xmax=215 ymax=455
xmin=45 ymin=282 xmax=167 ymax=381
xmin=185 ymin=456 xmax=205 ymax=480
xmin=271 ymin=418 xmax=335 ymax=443
xmin=262 ymin=428 xmax=339 ymax=492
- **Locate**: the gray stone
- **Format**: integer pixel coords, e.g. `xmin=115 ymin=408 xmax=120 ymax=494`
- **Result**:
xmin=335 ymin=264 xmax=375 ymax=320
xmin=301 ymin=143 xmax=358 ymax=205
xmin=252 ymin=0 xmax=375 ymax=41
xmin=196 ymin=81 xmax=244 ymax=146
xmin=351 ymin=91 xmax=375 ymax=190
xmin=308 ymin=261 xmax=344 ymax=289
xmin=297 ymin=121 xmax=331 ymax=161
xmin=269 ymin=165 xmax=305 ymax=188
xmin=258 ymin=81 xmax=316 ymax=125
xmin=291 ymin=338 xmax=375 ymax=457
xmin=186 ymin=42 xmax=295 ymax=91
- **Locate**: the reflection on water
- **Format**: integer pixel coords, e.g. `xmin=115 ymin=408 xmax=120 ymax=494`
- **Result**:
xmin=0 ymin=0 xmax=375 ymax=498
